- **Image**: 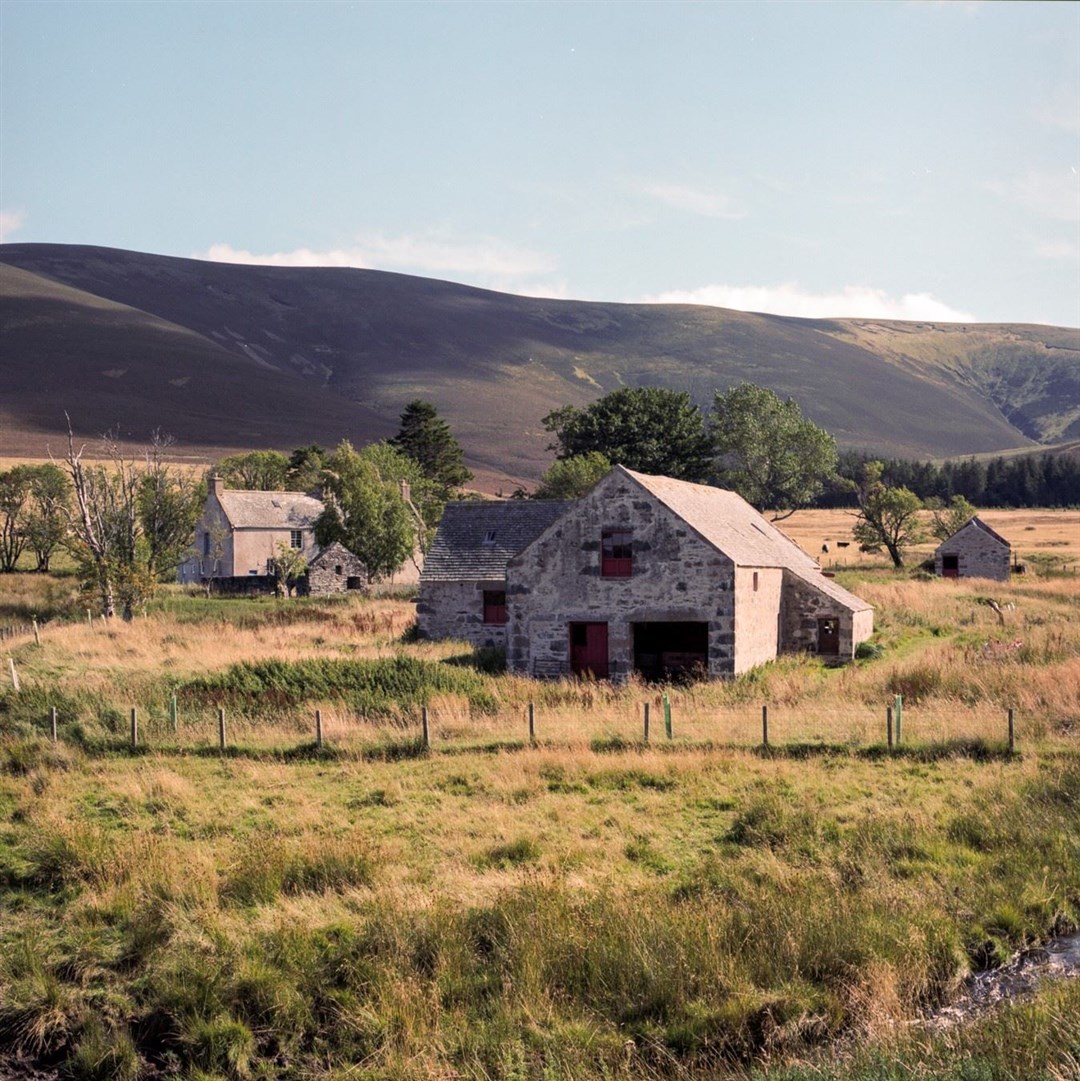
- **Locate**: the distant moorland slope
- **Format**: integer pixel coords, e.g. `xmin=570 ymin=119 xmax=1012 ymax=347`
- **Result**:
xmin=2 ymin=244 xmax=1077 ymax=487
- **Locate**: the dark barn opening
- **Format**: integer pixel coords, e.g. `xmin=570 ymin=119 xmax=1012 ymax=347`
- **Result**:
xmin=633 ymin=622 xmax=708 ymax=682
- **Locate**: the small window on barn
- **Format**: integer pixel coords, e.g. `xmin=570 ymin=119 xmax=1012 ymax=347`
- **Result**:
xmin=334 ymin=564 xmax=343 ymax=576
xmin=753 ymin=571 xmax=759 ymax=592
xmin=601 ymin=529 xmax=633 ymax=577
xmin=202 ymin=531 xmax=210 ymax=557
xmin=483 ymin=590 xmax=507 ymax=624
xmin=290 ymin=529 xmax=303 ymax=549
xmin=482 ymin=529 xmax=497 ymax=547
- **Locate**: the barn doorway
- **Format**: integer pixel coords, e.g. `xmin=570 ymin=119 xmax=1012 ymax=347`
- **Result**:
xmin=817 ymin=617 xmax=840 ymax=655
xmin=633 ymin=622 xmax=708 ymax=682
xmin=569 ymin=622 xmax=609 ymax=679
xmin=942 ymin=555 xmax=959 ymax=579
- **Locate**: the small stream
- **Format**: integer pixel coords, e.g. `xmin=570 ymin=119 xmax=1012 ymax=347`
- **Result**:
xmin=926 ymin=931 xmax=1080 ymax=1028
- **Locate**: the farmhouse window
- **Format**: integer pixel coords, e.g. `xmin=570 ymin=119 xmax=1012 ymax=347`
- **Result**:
xmin=290 ymin=529 xmax=303 ymax=549
xmin=483 ymin=590 xmax=507 ymax=624
xmin=753 ymin=571 xmax=759 ymax=592
xmin=601 ymin=529 xmax=633 ymax=577
xmin=202 ymin=531 xmax=210 ymax=557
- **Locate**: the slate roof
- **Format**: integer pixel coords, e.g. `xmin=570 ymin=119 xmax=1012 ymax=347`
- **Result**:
xmin=308 ymin=541 xmax=366 ymax=571
xmin=422 ymin=500 xmax=572 ymax=582
xmin=936 ymin=515 xmax=1010 ymax=551
xmin=622 ymin=467 xmax=872 ymax=613
xmin=216 ymin=489 xmax=324 ymax=530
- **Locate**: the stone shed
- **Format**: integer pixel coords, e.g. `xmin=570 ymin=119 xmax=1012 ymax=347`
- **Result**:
xmin=504 ymin=466 xmax=873 ymax=681
xmin=934 ymin=516 xmax=1011 ymax=582
xmin=416 ymin=499 xmax=572 ymax=649
xmin=302 ymin=541 xmax=368 ymax=595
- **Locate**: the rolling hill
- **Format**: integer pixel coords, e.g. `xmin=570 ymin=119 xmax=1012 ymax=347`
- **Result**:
xmin=2 ymin=243 xmax=1078 ymax=489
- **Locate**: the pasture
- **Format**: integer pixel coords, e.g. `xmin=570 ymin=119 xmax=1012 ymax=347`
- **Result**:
xmin=1 ymin=508 xmax=1078 ymax=1079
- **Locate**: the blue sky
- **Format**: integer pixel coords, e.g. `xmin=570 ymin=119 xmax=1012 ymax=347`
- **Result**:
xmin=2 ymin=1 xmax=1078 ymax=325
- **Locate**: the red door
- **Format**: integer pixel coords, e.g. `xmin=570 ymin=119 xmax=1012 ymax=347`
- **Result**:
xmin=570 ymin=622 xmax=609 ymax=679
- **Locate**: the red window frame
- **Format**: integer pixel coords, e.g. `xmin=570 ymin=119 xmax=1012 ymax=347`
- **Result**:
xmin=601 ymin=529 xmax=633 ymax=577
xmin=483 ymin=589 xmax=507 ymax=625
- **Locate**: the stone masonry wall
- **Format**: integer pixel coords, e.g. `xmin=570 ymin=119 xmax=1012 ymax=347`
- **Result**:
xmin=935 ymin=525 xmax=1010 ymax=582
xmin=506 ymin=471 xmax=737 ymax=680
xmin=415 ymin=579 xmax=508 ymax=649
xmin=779 ymin=570 xmax=863 ymax=658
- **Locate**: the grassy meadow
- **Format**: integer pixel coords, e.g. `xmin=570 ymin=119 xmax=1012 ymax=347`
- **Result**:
xmin=1 ymin=509 xmax=1078 ymax=1080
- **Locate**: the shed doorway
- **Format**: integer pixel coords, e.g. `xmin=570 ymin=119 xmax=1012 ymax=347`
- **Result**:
xmin=817 ymin=617 xmax=840 ymax=655
xmin=942 ymin=555 xmax=959 ymax=579
xmin=633 ymin=622 xmax=708 ymax=682
xmin=570 ymin=622 xmax=609 ymax=680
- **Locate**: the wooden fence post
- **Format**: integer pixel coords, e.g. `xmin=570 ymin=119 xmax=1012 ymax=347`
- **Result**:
xmin=663 ymin=694 xmax=672 ymax=740
xmin=130 ymin=707 xmax=138 ymax=748
xmin=315 ymin=709 xmax=323 ymax=749
xmin=643 ymin=702 xmax=650 ymax=743
xmin=894 ymin=694 xmax=903 ymax=744
xmin=86 ymin=609 xmax=92 ymax=629
xmin=8 ymin=658 xmax=18 ymax=692
xmin=527 ymin=701 xmax=535 ymax=743
xmin=50 ymin=706 xmax=57 ymax=743
xmin=218 ymin=708 xmax=226 ymax=751
xmin=1008 ymin=707 xmax=1015 ymax=754
xmin=887 ymin=706 xmax=894 ymax=751
xmin=762 ymin=704 xmax=769 ymax=749
xmin=169 ymin=695 xmax=178 ymax=734
xmin=32 ymin=619 xmax=40 ymax=646
xmin=421 ymin=707 xmax=430 ymax=750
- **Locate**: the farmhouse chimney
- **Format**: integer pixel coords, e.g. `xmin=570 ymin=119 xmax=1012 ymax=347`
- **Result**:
xmin=209 ymin=474 xmax=223 ymax=498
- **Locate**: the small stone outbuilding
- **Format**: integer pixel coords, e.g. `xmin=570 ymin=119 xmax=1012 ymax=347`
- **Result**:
xmin=302 ymin=541 xmax=368 ymax=596
xmin=934 ymin=516 xmax=1011 ymax=582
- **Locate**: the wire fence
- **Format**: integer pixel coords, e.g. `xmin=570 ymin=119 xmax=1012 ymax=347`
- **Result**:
xmin=27 ymin=696 xmax=1023 ymax=758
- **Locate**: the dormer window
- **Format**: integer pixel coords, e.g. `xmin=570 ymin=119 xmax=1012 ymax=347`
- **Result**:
xmin=482 ymin=529 xmax=497 ymax=547
xmin=601 ymin=529 xmax=632 ymax=577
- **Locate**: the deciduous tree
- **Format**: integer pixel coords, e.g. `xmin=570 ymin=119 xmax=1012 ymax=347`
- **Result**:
xmin=532 ymin=452 xmax=611 ymax=500
xmin=709 ymin=384 xmax=837 ymax=519
xmin=926 ymin=494 xmax=977 ymax=542
xmin=23 ymin=464 xmax=71 ymax=572
xmin=851 ymin=461 xmax=926 ymax=569
xmin=0 ymin=467 xmax=33 ymax=572
xmin=542 ymin=388 xmax=711 ymax=481
xmin=214 ymin=450 xmax=290 ymax=491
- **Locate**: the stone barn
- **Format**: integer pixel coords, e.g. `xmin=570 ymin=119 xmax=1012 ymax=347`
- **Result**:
xmin=302 ymin=541 xmax=368 ymax=596
xmin=416 ymin=500 xmax=572 ymax=649
xmin=419 ymin=466 xmax=873 ymax=680
xmin=934 ymin=516 xmax=1011 ymax=582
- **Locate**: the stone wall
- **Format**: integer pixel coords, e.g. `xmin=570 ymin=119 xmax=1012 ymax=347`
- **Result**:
xmin=415 ymin=578 xmax=509 ymax=649
xmin=733 ymin=566 xmax=783 ymax=674
xmin=935 ymin=524 xmax=1010 ymax=582
xmin=506 ymin=470 xmax=737 ymax=680
xmin=779 ymin=570 xmax=865 ymax=658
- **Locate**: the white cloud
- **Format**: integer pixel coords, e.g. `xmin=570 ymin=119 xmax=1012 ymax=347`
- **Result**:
xmin=640 ymin=183 xmax=745 ymax=220
xmin=986 ymin=169 xmax=1080 ymax=223
xmin=1033 ymin=237 xmax=1080 ymax=260
xmin=0 ymin=210 xmax=26 ymax=242
xmin=196 ymin=230 xmax=557 ymax=279
xmin=1034 ymin=85 xmax=1080 ymax=133
xmin=638 ymin=282 xmax=978 ymax=322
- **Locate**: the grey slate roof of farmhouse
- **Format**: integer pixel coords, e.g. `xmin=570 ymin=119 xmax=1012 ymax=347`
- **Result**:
xmin=622 ymin=468 xmax=872 ymax=613
xmin=422 ymin=500 xmax=572 ymax=582
xmin=935 ymin=515 xmax=1010 ymax=551
xmin=216 ymin=489 xmax=324 ymax=530
xmin=308 ymin=541 xmax=365 ymax=571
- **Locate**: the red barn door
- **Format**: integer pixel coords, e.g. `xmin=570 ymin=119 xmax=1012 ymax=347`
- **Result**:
xmin=570 ymin=622 xmax=609 ymax=679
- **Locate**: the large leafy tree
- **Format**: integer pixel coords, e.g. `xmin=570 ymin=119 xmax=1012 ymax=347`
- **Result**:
xmin=315 ymin=441 xmax=431 ymax=581
xmin=23 ymin=464 xmax=71 ymax=572
xmin=533 ymin=452 xmax=611 ymax=500
xmin=710 ymin=384 xmax=837 ymax=519
xmin=926 ymin=494 xmax=977 ymax=543
xmin=852 ymin=461 xmax=926 ymax=569
xmin=542 ymin=387 xmax=711 ymax=481
xmin=0 ymin=467 xmax=33 ymax=572
xmin=390 ymin=400 xmax=472 ymax=496
xmin=214 ymin=450 xmax=290 ymax=490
